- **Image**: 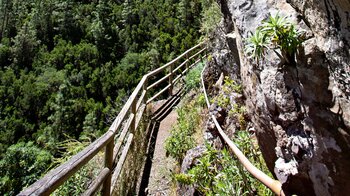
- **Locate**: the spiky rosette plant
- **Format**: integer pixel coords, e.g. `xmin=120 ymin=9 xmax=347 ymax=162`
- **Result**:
xmin=245 ymin=29 xmax=269 ymax=61
xmin=246 ymin=14 xmax=302 ymax=65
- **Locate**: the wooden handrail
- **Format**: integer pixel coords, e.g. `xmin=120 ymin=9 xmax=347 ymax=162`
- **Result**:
xmin=147 ymin=84 xmax=172 ymax=104
xmin=136 ymin=90 xmax=147 ymax=111
xmin=18 ymin=130 xmax=115 ymax=195
xmin=19 ymin=42 xmax=207 ymax=196
xmin=200 ymin=63 xmax=284 ymax=196
xmin=113 ymin=114 xmax=133 ymax=163
xmin=188 ymin=47 xmax=206 ymax=62
xmin=111 ymin=133 xmax=134 ymax=192
xmin=145 ymin=42 xmax=203 ymax=78
xmin=147 ymin=73 xmax=172 ymax=91
xmin=83 ymin=168 xmax=110 ymax=196
xmin=173 ymin=59 xmax=188 ymax=74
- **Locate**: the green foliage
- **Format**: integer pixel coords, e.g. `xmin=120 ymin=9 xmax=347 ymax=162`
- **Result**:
xmin=51 ymin=137 xmax=102 ymax=195
xmin=165 ymin=105 xmax=198 ymax=162
xmin=228 ymin=103 xmax=247 ymax=129
xmin=0 ymin=142 xmax=52 ymax=195
xmin=0 ymin=0 xmax=205 ymax=194
xmin=165 ymin=87 xmax=206 ymax=162
xmin=238 ymin=111 xmax=247 ymax=129
xmin=178 ymin=144 xmax=246 ymax=195
xmin=11 ymin=21 xmax=39 ymax=70
xmin=213 ymin=77 xmax=242 ymax=106
xmin=224 ymin=76 xmax=242 ymax=93
xmin=245 ymin=29 xmax=269 ymax=61
xmin=166 ymin=128 xmax=195 ymax=162
xmin=214 ymin=76 xmax=248 ymax=130
xmin=262 ymin=14 xmax=301 ymax=61
xmin=174 ymin=173 xmax=194 ymax=185
xmin=0 ymin=38 xmax=11 ymax=66
xmin=190 ymin=74 xmax=270 ymax=195
xmin=177 ymin=139 xmax=273 ymax=196
xmin=211 ymin=76 xmax=248 ymax=129
xmin=197 ymin=94 xmax=207 ymax=107
xmin=246 ymin=14 xmax=302 ymax=63
xmin=200 ymin=1 xmax=222 ymax=37
xmin=215 ymin=93 xmax=231 ymax=108
xmin=184 ymin=63 xmax=204 ymax=90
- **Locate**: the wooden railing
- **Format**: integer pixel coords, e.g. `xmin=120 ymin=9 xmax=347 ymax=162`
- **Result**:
xmin=200 ymin=64 xmax=285 ymax=196
xmin=19 ymin=43 xmax=207 ymax=196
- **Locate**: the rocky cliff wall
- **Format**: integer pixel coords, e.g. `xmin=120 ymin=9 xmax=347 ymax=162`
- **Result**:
xmin=211 ymin=0 xmax=350 ymax=195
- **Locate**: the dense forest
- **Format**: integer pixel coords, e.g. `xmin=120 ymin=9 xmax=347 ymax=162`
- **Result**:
xmin=0 ymin=0 xmax=210 ymax=194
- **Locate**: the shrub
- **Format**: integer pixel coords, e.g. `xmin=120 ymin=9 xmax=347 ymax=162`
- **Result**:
xmin=176 ymin=136 xmax=273 ymax=195
xmin=222 ymin=76 xmax=242 ymax=94
xmin=165 ymin=88 xmax=205 ymax=162
xmin=212 ymin=76 xmax=243 ymax=109
xmin=184 ymin=62 xmax=204 ymax=90
xmin=165 ymin=127 xmax=196 ymax=162
xmin=165 ymin=105 xmax=198 ymax=161
xmin=200 ymin=1 xmax=222 ymax=38
xmin=196 ymin=94 xmax=207 ymax=107
xmin=0 ymin=142 xmax=52 ymax=195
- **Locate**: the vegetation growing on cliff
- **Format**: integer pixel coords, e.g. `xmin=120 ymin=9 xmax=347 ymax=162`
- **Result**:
xmin=168 ymin=67 xmax=273 ymax=194
xmin=176 ymin=142 xmax=272 ymax=195
xmin=246 ymin=14 xmax=302 ymax=64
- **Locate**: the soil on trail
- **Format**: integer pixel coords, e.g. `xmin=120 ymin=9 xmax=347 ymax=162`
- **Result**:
xmin=146 ymin=106 xmax=178 ymax=196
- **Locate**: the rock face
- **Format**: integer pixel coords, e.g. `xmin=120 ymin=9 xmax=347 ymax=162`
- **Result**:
xmin=211 ymin=0 xmax=350 ymax=195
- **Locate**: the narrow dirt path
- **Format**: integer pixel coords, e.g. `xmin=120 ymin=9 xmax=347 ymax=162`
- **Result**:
xmin=146 ymin=110 xmax=178 ymax=196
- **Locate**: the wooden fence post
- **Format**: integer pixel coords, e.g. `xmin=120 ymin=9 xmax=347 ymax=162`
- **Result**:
xmin=186 ymin=53 xmax=189 ymax=71
xmin=143 ymin=78 xmax=148 ymax=104
xmin=102 ymin=140 xmax=114 ymax=196
xmin=169 ymin=63 xmax=173 ymax=96
xmin=130 ymin=99 xmax=136 ymax=132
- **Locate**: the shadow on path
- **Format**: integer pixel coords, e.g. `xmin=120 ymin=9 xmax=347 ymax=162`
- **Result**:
xmin=138 ymin=89 xmax=184 ymax=195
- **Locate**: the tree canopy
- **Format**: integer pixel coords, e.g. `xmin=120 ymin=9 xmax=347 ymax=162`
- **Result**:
xmin=0 ymin=0 xmax=210 ymax=194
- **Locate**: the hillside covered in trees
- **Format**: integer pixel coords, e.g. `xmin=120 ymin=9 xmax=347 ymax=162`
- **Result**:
xmin=0 ymin=0 xmax=209 ymax=194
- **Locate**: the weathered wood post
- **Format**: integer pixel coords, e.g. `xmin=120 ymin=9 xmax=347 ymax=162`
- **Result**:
xmin=130 ymin=99 xmax=137 ymax=132
xmin=185 ymin=53 xmax=189 ymax=73
xmin=143 ymin=78 xmax=148 ymax=104
xmin=102 ymin=139 xmax=114 ymax=196
xmin=202 ymin=45 xmax=206 ymax=63
xmin=169 ymin=63 xmax=174 ymax=96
